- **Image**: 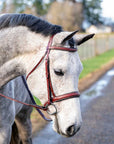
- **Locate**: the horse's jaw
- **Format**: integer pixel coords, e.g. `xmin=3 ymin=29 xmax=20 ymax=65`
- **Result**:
xmin=50 ymin=98 xmax=82 ymax=137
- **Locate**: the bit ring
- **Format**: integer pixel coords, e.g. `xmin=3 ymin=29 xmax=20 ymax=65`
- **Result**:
xmin=47 ymin=103 xmax=57 ymax=115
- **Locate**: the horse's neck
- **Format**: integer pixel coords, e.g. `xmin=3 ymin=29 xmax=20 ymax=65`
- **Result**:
xmin=0 ymin=26 xmax=49 ymax=87
xmin=0 ymin=56 xmax=24 ymax=87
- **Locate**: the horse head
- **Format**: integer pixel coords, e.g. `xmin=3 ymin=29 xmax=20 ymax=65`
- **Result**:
xmin=26 ymin=31 xmax=94 ymax=137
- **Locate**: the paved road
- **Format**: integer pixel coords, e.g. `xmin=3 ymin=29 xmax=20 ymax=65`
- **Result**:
xmin=33 ymin=69 xmax=114 ymax=144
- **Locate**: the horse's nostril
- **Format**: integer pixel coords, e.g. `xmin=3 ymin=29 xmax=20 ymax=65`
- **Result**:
xmin=66 ymin=125 xmax=76 ymax=137
xmin=66 ymin=125 xmax=81 ymax=137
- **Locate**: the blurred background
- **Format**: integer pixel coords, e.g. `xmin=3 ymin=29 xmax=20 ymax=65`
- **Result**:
xmin=0 ymin=0 xmax=114 ymax=32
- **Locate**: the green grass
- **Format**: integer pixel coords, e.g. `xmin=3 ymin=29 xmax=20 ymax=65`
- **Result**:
xmin=33 ymin=96 xmax=41 ymax=105
xmin=79 ymin=49 xmax=114 ymax=79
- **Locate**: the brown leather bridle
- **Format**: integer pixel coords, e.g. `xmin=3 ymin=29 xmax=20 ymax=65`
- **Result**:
xmin=0 ymin=35 xmax=80 ymax=121
xmin=26 ymin=35 xmax=80 ymax=114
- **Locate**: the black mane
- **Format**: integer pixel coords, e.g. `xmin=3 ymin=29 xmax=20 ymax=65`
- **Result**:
xmin=0 ymin=14 xmax=63 ymax=36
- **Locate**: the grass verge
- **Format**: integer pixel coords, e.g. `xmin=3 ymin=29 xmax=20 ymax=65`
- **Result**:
xmin=79 ymin=49 xmax=114 ymax=79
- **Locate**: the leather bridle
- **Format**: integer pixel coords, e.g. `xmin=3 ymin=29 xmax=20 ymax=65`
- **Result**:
xmin=26 ymin=35 xmax=80 ymax=116
xmin=0 ymin=35 xmax=80 ymax=122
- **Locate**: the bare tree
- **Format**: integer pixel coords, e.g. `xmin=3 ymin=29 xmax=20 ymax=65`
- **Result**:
xmin=46 ymin=1 xmax=83 ymax=31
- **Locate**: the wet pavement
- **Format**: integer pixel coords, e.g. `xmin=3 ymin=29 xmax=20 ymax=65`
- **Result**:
xmin=33 ymin=68 xmax=114 ymax=144
xmin=80 ymin=68 xmax=114 ymax=110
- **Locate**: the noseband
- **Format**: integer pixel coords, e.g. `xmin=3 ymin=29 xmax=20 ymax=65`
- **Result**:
xmin=26 ymin=35 xmax=80 ymax=120
xmin=0 ymin=35 xmax=80 ymax=122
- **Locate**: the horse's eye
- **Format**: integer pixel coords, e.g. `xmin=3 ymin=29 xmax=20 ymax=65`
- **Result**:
xmin=54 ymin=69 xmax=64 ymax=76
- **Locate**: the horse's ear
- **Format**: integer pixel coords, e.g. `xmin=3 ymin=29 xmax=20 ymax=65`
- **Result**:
xmin=61 ymin=30 xmax=79 ymax=45
xmin=76 ymin=33 xmax=95 ymax=46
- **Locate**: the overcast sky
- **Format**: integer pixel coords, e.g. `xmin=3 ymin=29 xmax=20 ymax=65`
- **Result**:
xmin=101 ymin=0 xmax=114 ymax=21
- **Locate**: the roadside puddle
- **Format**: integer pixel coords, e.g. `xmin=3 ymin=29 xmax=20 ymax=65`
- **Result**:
xmin=80 ymin=68 xmax=114 ymax=109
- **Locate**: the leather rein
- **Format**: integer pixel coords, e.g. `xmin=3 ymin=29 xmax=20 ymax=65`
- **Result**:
xmin=0 ymin=35 xmax=80 ymax=122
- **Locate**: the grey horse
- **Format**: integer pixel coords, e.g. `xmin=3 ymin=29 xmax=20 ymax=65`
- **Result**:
xmin=0 ymin=13 xmax=94 ymax=144
xmin=0 ymin=76 xmax=33 ymax=144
